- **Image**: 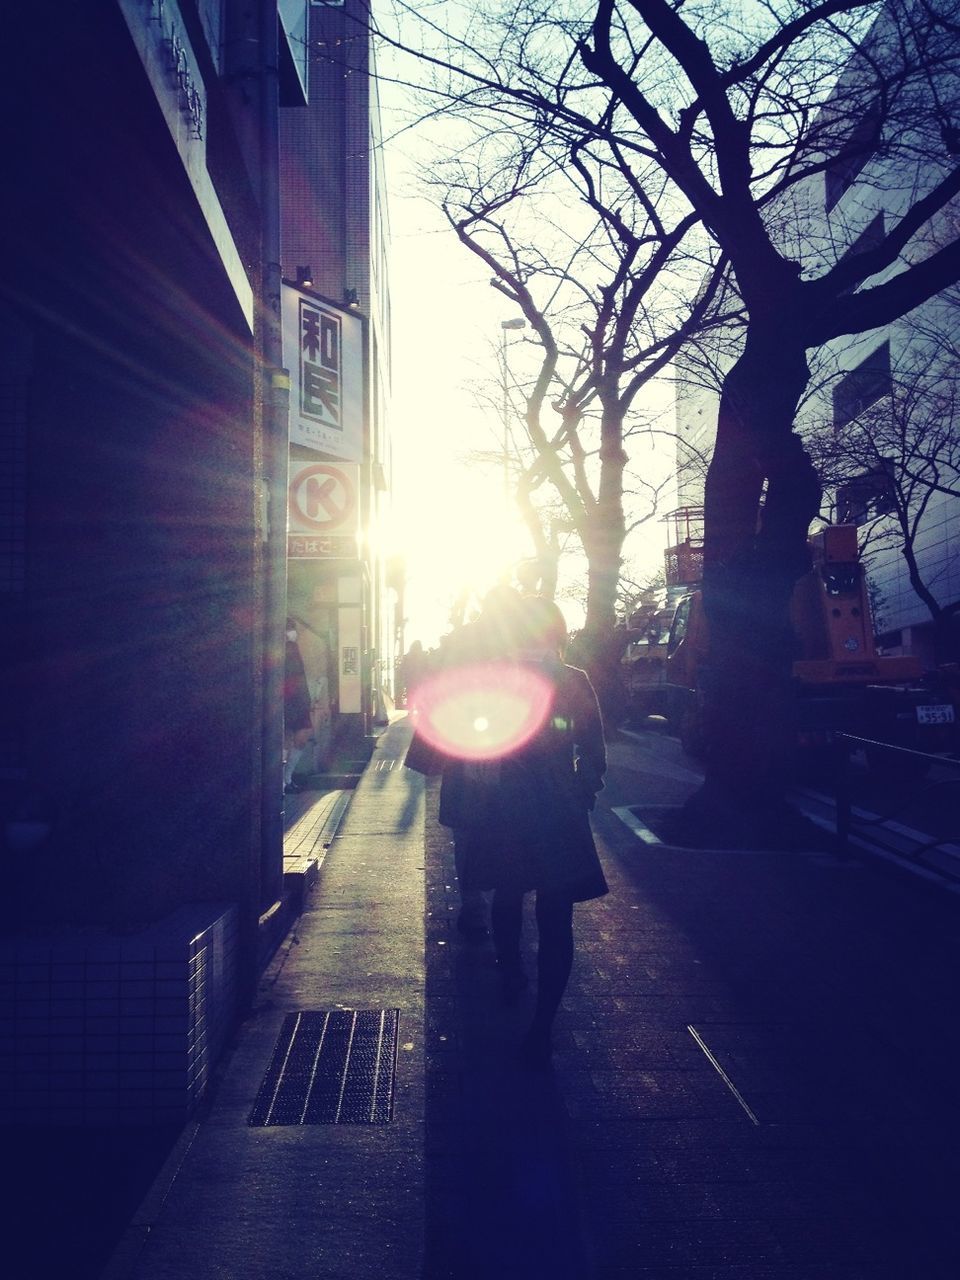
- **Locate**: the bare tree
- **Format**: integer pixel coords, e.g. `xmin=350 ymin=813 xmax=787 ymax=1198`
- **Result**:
xmin=572 ymin=0 xmax=960 ymax=835
xmin=372 ymin=0 xmax=960 ymax=832
xmin=424 ymin=118 xmax=730 ymax=711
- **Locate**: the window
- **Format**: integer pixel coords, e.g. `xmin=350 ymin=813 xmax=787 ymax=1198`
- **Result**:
xmin=825 ymin=101 xmax=882 ymax=212
xmin=667 ymin=596 xmax=692 ymax=652
xmin=836 ymin=212 xmax=885 ymax=292
xmin=836 ymin=461 xmax=897 ymax=527
xmin=876 ymin=628 xmax=903 ymax=651
xmin=832 ymin=342 xmax=891 ymax=429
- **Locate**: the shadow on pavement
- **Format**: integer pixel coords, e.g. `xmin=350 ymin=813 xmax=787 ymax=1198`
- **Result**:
xmin=422 ymin=781 xmax=591 ymax=1280
xmin=2 ymin=1125 xmax=180 ymax=1280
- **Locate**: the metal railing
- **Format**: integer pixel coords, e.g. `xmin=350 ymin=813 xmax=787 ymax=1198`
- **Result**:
xmin=834 ymin=734 xmax=960 ymax=877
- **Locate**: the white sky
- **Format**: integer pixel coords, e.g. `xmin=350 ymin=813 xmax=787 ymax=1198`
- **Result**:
xmin=376 ymin=15 xmax=674 ymax=649
xmin=386 ymin=190 xmax=536 ymax=646
xmin=385 ymin=187 xmax=675 ymax=646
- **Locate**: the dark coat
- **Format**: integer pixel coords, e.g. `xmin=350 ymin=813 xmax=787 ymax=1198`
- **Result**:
xmin=284 ymin=639 xmax=312 ymax=733
xmin=437 ymin=659 xmax=608 ymax=902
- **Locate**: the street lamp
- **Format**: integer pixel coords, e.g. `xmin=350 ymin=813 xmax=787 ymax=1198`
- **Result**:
xmin=500 ymin=317 xmax=526 ymax=501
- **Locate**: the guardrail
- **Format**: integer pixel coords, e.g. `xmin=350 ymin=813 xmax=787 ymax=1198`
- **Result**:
xmin=834 ymin=734 xmax=960 ymax=877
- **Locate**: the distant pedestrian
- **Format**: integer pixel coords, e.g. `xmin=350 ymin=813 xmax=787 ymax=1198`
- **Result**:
xmin=432 ymin=594 xmax=608 ymax=1068
xmin=399 ymin=639 xmax=427 ymax=709
xmin=283 ymin=619 xmax=313 ymax=795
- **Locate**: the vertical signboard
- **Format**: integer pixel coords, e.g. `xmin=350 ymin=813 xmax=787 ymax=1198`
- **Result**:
xmin=338 ymin=576 xmax=363 ymax=714
xmin=282 ymin=285 xmax=363 ymax=461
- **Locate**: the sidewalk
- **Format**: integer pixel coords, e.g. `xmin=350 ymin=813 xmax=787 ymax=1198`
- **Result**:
xmin=104 ymin=717 xmax=426 ymax=1280
xmin=94 ymin=718 xmax=960 ymax=1280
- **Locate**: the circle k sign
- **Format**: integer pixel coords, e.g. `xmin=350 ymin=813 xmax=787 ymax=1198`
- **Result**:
xmin=288 ymin=462 xmax=358 ymax=533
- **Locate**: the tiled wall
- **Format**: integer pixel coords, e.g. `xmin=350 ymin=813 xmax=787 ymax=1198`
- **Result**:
xmin=0 ymin=903 xmax=239 ymax=1126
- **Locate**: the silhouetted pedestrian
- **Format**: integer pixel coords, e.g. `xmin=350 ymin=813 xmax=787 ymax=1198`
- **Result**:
xmin=437 ymin=595 xmax=608 ymax=1068
xmin=413 ymin=588 xmax=530 ymax=939
xmin=399 ymin=639 xmax=426 ymax=710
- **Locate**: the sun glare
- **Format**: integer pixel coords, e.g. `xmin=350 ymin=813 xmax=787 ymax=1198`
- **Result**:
xmin=412 ymin=661 xmax=554 ymax=761
xmin=392 ymin=459 xmax=532 ymax=646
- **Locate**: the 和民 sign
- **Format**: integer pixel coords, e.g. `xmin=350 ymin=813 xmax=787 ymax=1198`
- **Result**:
xmin=282 ymin=285 xmax=363 ymax=461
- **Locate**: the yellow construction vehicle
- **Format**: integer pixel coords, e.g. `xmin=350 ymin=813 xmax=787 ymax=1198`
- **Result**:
xmin=664 ymin=524 xmax=958 ymax=769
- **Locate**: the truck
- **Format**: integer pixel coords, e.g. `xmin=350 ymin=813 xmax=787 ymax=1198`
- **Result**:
xmin=620 ymin=595 xmax=676 ymax=724
xmin=660 ymin=524 xmax=958 ymax=774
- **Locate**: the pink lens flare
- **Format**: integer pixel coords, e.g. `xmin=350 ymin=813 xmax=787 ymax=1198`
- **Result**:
xmin=410 ymin=661 xmax=555 ymax=761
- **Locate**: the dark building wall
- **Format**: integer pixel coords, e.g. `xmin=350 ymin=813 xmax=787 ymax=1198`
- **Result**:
xmin=280 ymin=5 xmax=348 ymax=297
xmin=2 ymin=7 xmax=264 ymax=932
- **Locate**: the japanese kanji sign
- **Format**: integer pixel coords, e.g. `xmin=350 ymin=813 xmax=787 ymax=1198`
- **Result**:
xmin=287 ymin=535 xmax=357 ymax=560
xmin=282 ymin=285 xmax=363 ymax=460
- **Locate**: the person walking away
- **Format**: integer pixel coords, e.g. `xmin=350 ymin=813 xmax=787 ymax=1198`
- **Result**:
xmin=283 ymin=619 xmax=313 ymax=795
xmin=399 ymin=639 xmax=426 ymax=710
xmin=439 ymin=595 xmax=608 ymax=1068
xmin=405 ymin=590 xmax=529 ymax=940
xmin=443 ymin=588 xmax=532 ymax=939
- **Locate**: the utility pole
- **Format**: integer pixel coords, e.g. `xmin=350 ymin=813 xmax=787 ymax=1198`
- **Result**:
xmin=259 ymin=0 xmax=288 ymax=918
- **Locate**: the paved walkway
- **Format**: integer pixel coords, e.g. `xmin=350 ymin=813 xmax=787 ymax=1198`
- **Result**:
xmin=98 ymin=718 xmax=960 ymax=1280
xmin=104 ymin=719 xmax=425 ymax=1280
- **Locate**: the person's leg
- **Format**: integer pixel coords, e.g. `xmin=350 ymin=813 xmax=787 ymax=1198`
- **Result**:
xmin=523 ymin=890 xmax=575 ymax=1064
xmin=284 ymin=727 xmax=311 ymax=791
xmin=491 ymin=888 xmax=526 ymax=997
xmin=283 ymin=737 xmax=303 ymax=790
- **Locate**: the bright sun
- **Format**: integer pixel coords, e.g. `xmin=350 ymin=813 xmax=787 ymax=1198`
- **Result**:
xmin=391 ymin=458 xmax=532 ymax=647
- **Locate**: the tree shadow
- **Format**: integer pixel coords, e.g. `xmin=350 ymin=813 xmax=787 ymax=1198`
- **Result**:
xmin=422 ymin=807 xmax=592 ymax=1279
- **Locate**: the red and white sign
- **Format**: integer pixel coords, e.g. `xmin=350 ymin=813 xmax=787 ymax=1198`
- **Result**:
xmin=288 ymin=461 xmax=359 ymax=559
xmin=288 ymin=461 xmax=357 ymax=533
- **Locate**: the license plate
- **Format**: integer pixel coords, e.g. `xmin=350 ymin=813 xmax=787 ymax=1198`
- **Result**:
xmin=916 ymin=704 xmax=956 ymax=725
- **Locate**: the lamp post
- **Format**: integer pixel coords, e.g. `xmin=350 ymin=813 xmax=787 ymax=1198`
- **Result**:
xmin=500 ymin=317 xmax=525 ymax=502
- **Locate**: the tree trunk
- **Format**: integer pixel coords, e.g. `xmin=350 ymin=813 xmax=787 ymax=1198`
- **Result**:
xmin=583 ymin=529 xmax=621 ymax=635
xmin=684 ymin=330 xmax=823 ymax=844
xmin=514 ymin=479 xmax=560 ymax=600
xmin=573 ymin=406 xmax=629 ymax=721
xmin=575 ymin=520 xmax=626 ymax=724
xmin=584 ymin=402 xmax=627 ymax=633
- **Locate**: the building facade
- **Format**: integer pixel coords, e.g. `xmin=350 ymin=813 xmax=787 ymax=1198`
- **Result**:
xmin=280 ymin=0 xmax=396 ymax=764
xmin=0 ymin=1 xmax=323 ymax=1125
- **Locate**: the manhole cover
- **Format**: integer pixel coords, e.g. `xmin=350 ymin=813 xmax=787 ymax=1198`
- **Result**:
xmin=248 ymin=1009 xmax=400 ymax=1126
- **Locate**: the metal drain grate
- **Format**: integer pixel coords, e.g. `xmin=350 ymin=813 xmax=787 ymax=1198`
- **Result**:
xmin=248 ymin=1009 xmax=400 ymax=1126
